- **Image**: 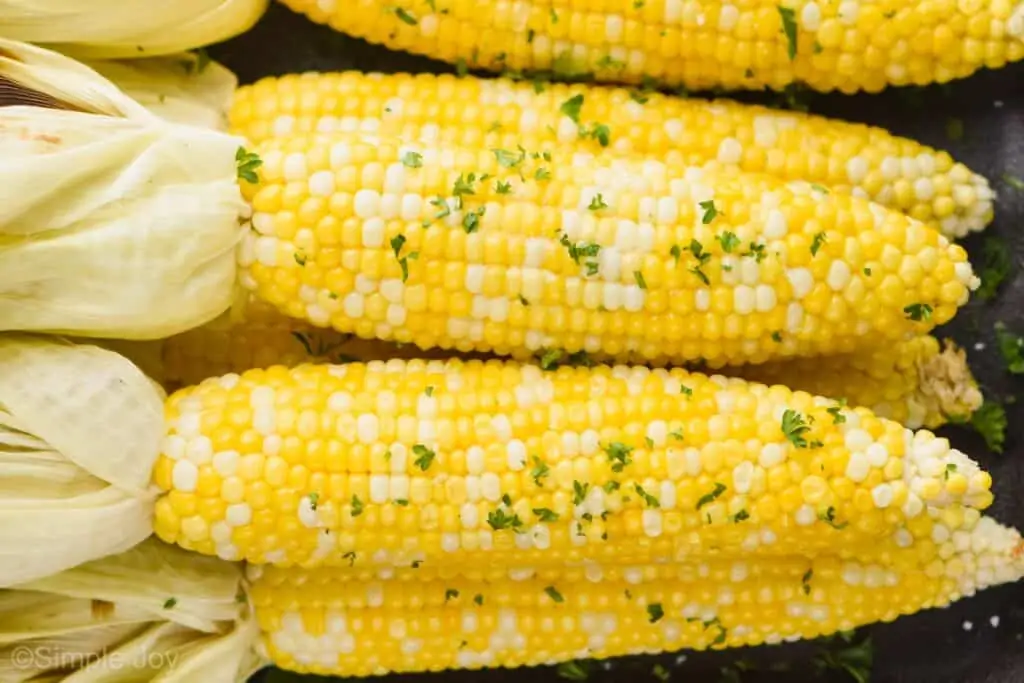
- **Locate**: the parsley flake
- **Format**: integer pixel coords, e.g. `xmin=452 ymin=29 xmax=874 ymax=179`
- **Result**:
xmin=559 ymin=94 xmax=584 ymax=123
xmin=781 ymin=409 xmax=813 ymax=448
xmin=699 ymin=199 xmax=720 ymax=224
xmin=401 ymin=151 xmax=423 ymax=168
xmin=716 ymin=231 xmax=740 ymax=253
xmin=647 ymin=603 xmax=665 ymax=623
xmin=588 ymin=193 xmax=609 ymax=211
xmin=903 ymin=303 xmax=933 ymax=322
xmin=810 ymin=231 xmax=827 ymax=256
xmin=351 ymin=494 xmax=364 ymax=517
xmin=777 ymin=6 xmax=798 ymax=60
xmin=412 ymin=444 xmax=436 ymax=470
xmin=544 ymin=586 xmax=565 ymax=603
xmin=696 ymin=482 xmax=727 ymax=510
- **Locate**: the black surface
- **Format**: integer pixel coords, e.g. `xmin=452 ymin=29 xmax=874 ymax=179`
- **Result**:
xmin=212 ymin=5 xmax=1024 ymax=682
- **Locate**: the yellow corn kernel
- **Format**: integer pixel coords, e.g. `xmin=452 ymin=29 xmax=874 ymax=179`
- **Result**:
xmin=278 ymin=0 xmax=1024 ymax=95
xmin=231 ymin=71 xmax=994 ymax=239
xmin=238 ymin=131 xmax=977 ymax=367
xmin=249 ymin=515 xmax=1024 ymax=677
xmin=152 ymin=358 xmax=993 ymax=567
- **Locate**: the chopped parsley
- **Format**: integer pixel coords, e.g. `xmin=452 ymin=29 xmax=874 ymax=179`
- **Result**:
xmin=603 ymin=480 xmax=621 ymax=493
xmin=819 ymin=506 xmax=849 ymax=529
xmin=556 ymin=661 xmax=591 ymax=681
xmin=559 ymin=94 xmax=584 ymax=122
xmin=572 ymin=480 xmax=590 ymax=505
xmin=680 ymin=384 xmax=693 ymax=396
xmin=813 ymin=632 xmax=873 ymax=683
xmin=634 ymin=483 xmax=660 ymax=508
xmin=412 ymin=444 xmax=436 ymax=470
xmin=1002 ymin=173 xmax=1024 ymax=191
xmin=777 ymin=6 xmax=798 ymax=60
xmin=669 ymin=429 xmax=685 ymax=441
xmin=235 ymin=147 xmax=262 ymax=183
xmin=604 ymin=442 xmax=635 ymax=472
xmin=392 ymin=7 xmax=417 ymax=24
xmin=744 ymin=242 xmax=767 ymax=262
xmin=944 ymin=463 xmax=958 ymax=480
xmin=308 ymin=492 xmax=320 ymax=510
xmin=474 ymin=594 xmax=484 ymax=606
xmin=293 ymin=252 xmax=307 ymax=267
xmin=531 ymin=455 xmax=551 ymax=486
xmin=163 ymin=597 xmax=177 ymax=609
xmin=771 ymin=331 xmax=783 ymax=343
xmin=559 ymin=233 xmax=601 ymax=275
xmin=394 ymin=498 xmax=409 ymax=506
xmin=810 ymin=231 xmax=827 ymax=256
xmin=424 ymin=386 xmax=435 ymax=397
xmin=699 ymin=199 xmax=720 ymax=224
xmin=487 ymin=507 xmax=524 ymax=531
xmin=730 ymin=509 xmax=750 ymax=523
xmin=390 ymin=234 xmax=419 ymax=282
xmin=966 ymin=400 xmax=1007 ymax=453
xmin=583 ymin=122 xmax=611 ymax=147
xmin=827 ymin=400 xmax=848 ymax=424
xmin=445 ymin=588 xmax=459 ymax=602
xmin=802 ymin=568 xmax=813 ymax=595
xmin=534 ymin=167 xmax=552 ymax=180
xmin=716 ymin=231 xmax=740 ymax=253
xmin=544 ymin=586 xmax=565 ymax=603
xmin=903 ymin=302 xmax=933 ymax=322
xmin=351 ymin=494 xmax=364 ymax=517
xmin=696 ymin=482 xmax=727 ymax=510
xmin=588 ymin=193 xmax=609 ymax=211
xmin=810 ymin=183 xmax=830 ymax=194
xmin=401 ymin=151 xmax=423 ymax=168
xmin=976 ymin=236 xmax=1013 ymax=301
xmin=647 ymin=603 xmax=665 ymax=623
xmin=462 ymin=206 xmax=486 ymax=233
xmin=781 ymin=409 xmax=813 ymax=448
xmin=495 ymin=179 xmax=513 ymax=194
xmin=533 ymin=507 xmax=560 ymax=522
xmin=342 ymin=550 xmax=357 ymax=566
xmin=996 ymin=322 xmax=1024 ymax=373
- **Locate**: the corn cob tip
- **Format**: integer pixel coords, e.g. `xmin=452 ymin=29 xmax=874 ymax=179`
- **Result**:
xmin=916 ymin=340 xmax=984 ymax=422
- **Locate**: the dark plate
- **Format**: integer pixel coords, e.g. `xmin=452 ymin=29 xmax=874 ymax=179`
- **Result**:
xmin=211 ymin=6 xmax=1024 ymax=682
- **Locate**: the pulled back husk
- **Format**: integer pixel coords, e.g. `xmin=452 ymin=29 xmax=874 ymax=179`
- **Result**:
xmin=0 ymin=39 xmax=246 ymax=339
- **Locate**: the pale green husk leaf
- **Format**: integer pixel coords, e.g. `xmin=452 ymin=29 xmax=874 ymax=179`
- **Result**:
xmin=1 ymin=539 xmax=263 ymax=683
xmin=0 ymin=0 xmax=268 ymax=59
xmin=0 ymin=40 xmax=247 ymax=339
xmin=0 ymin=335 xmax=165 ymax=587
xmin=87 ymin=54 xmax=238 ymax=131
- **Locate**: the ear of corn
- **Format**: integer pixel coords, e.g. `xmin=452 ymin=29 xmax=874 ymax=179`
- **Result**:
xmin=238 ymin=131 xmax=977 ymax=366
xmin=0 ymin=0 xmax=268 ymax=59
xmin=280 ymin=0 xmax=1024 ymax=94
xmin=231 ymin=71 xmax=994 ymax=239
xmin=145 ymin=294 xmax=980 ymax=430
xmin=248 ymin=514 xmax=1023 ymax=677
xmin=152 ymin=359 xmax=993 ymax=568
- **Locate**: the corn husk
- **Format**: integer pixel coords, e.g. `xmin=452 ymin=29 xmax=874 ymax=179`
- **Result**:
xmin=0 ymin=335 xmax=165 ymax=587
xmin=0 ymin=0 xmax=268 ymax=59
xmin=0 ymin=39 xmax=246 ymax=339
xmin=87 ymin=54 xmax=238 ymax=131
xmin=1 ymin=539 xmax=265 ymax=683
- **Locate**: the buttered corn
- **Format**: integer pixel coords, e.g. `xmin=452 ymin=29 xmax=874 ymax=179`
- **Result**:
xmin=238 ymin=131 xmax=977 ymax=367
xmin=251 ymin=513 xmax=1023 ymax=676
xmin=281 ymin=0 xmax=1024 ymax=94
xmin=152 ymin=359 xmax=993 ymax=568
xmin=232 ymin=72 xmax=994 ymax=238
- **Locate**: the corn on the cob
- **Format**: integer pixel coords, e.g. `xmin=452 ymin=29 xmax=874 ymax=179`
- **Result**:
xmin=238 ymin=131 xmax=977 ymax=366
xmin=151 ymin=358 xmax=994 ymax=568
xmin=231 ymin=72 xmax=995 ymax=238
xmin=148 ymin=295 xmax=980 ymax=429
xmin=248 ymin=514 xmax=1023 ymax=676
xmin=281 ymin=0 xmax=1024 ymax=94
